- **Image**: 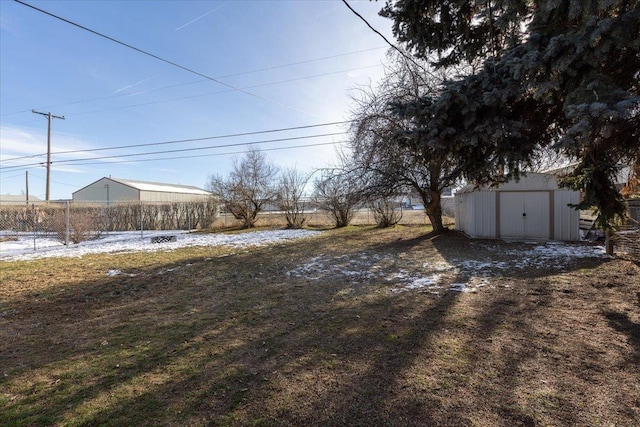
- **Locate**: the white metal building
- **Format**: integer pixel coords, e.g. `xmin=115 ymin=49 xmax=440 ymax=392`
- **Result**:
xmin=455 ymin=173 xmax=581 ymax=241
xmin=72 ymin=177 xmax=212 ymax=203
xmin=0 ymin=194 xmax=42 ymax=205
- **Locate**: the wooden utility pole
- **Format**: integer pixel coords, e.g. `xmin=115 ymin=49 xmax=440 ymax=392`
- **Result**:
xmin=32 ymin=110 xmax=65 ymax=201
xmin=25 ymin=171 xmax=29 ymax=206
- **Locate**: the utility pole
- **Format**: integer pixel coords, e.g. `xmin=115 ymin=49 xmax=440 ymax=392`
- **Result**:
xmin=32 ymin=110 xmax=65 ymax=201
xmin=25 ymin=171 xmax=29 ymax=206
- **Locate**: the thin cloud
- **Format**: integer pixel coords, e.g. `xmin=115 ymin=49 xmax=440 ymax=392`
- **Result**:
xmin=0 ymin=127 xmax=46 ymax=161
xmin=114 ymin=76 xmax=158 ymax=94
xmin=174 ymin=3 xmax=228 ymax=31
xmin=0 ymin=125 xmax=108 ymax=166
xmin=314 ymin=6 xmax=340 ymax=19
xmin=50 ymin=164 xmax=88 ymax=174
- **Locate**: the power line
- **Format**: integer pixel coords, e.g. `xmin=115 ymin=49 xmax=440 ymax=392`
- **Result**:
xmin=340 ymin=1 xmax=406 ymax=58
xmin=56 ymin=140 xmax=349 ymax=167
xmin=49 ymin=132 xmax=347 ymax=165
xmin=0 ymin=46 xmax=385 ymax=118
xmin=216 ymin=46 xmax=385 ymax=79
xmin=0 ymin=131 xmax=350 ymax=171
xmin=1 ymin=140 xmax=348 ymax=171
xmin=1 ymin=120 xmax=351 ymax=163
xmin=53 ymin=64 xmax=382 ymax=120
xmin=1 ymin=63 xmax=382 ymax=128
xmin=0 ymin=171 xmax=27 ymax=180
xmin=13 ymin=0 xmax=317 ymax=117
xmin=340 ymin=0 xmax=438 ymax=79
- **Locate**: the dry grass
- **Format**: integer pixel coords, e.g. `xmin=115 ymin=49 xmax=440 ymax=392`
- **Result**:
xmin=211 ymin=209 xmax=449 ymax=229
xmin=1 ymin=226 xmax=639 ymax=426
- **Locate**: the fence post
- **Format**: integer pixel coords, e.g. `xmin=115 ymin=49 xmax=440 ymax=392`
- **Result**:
xmin=140 ymin=200 xmax=144 ymax=239
xmin=65 ymin=200 xmax=70 ymax=246
xmin=605 ymin=230 xmax=614 ymax=256
xmin=32 ymin=203 xmax=36 ymax=251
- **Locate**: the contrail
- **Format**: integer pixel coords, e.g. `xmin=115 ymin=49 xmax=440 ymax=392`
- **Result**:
xmin=174 ymin=3 xmax=228 ymax=31
xmin=114 ymin=76 xmax=158 ymax=93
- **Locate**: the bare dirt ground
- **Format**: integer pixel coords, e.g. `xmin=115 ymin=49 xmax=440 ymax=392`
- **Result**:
xmin=1 ymin=226 xmax=639 ymax=426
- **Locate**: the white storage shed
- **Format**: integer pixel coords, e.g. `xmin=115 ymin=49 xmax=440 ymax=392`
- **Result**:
xmin=455 ymin=173 xmax=581 ymax=241
xmin=73 ymin=177 xmax=212 ymax=203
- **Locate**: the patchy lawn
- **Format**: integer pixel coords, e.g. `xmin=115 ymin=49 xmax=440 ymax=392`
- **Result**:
xmin=1 ymin=226 xmax=638 ymax=426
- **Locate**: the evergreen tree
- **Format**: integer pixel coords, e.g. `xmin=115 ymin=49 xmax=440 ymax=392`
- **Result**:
xmin=381 ymin=0 xmax=640 ymax=226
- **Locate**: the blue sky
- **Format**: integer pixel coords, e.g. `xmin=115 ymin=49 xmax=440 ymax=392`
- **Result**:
xmin=0 ymin=0 xmax=394 ymax=200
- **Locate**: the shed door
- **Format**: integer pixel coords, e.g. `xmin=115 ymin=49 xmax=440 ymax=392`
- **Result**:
xmin=500 ymin=192 xmax=550 ymax=239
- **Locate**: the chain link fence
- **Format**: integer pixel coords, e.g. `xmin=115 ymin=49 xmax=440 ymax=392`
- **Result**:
xmin=627 ymin=200 xmax=640 ymax=225
xmin=0 ymin=200 xmax=220 ymax=250
xmin=614 ymin=200 xmax=640 ymax=259
xmin=0 ymin=196 xmax=462 ymax=252
xmin=0 ymin=198 xmax=454 ymax=251
xmin=6 ymin=197 xmax=636 ymax=256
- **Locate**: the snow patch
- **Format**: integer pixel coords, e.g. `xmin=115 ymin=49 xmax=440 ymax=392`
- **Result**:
xmin=287 ymin=241 xmax=605 ymax=296
xmin=4 ymin=230 xmax=607 ymax=299
xmin=0 ymin=229 xmax=321 ymax=262
xmin=393 ymin=274 xmax=442 ymax=292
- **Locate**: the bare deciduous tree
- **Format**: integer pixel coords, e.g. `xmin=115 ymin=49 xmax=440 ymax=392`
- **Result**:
xmin=208 ymin=148 xmax=279 ymax=229
xmin=313 ymin=169 xmax=364 ymax=228
xmin=278 ymin=167 xmax=309 ymax=229
xmin=527 ymin=146 xmax=574 ymax=174
xmin=348 ymin=54 xmax=459 ymax=232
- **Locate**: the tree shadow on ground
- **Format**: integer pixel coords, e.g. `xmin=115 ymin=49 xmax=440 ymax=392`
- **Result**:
xmin=431 ymin=230 xmax=609 ymax=280
xmin=1 ymin=238 xmax=464 ymax=426
xmin=1 ymin=227 xmax=637 ymax=426
xmin=604 ymin=308 xmax=640 ymax=360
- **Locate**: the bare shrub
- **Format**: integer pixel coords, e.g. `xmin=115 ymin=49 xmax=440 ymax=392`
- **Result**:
xmin=51 ymin=208 xmax=101 ymax=244
xmin=370 ymin=197 xmax=403 ymax=228
xmin=208 ymin=149 xmax=279 ymax=229
xmin=314 ymin=170 xmax=364 ymax=228
xmin=278 ymin=167 xmax=309 ymax=229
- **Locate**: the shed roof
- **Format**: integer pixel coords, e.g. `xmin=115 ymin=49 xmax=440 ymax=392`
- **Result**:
xmin=73 ymin=177 xmax=211 ymax=196
xmin=455 ymin=172 xmax=561 ymax=195
xmin=109 ymin=177 xmax=211 ymax=195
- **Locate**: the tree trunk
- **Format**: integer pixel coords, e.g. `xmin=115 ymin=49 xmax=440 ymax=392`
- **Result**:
xmin=605 ymin=230 xmax=614 ymax=256
xmin=243 ymin=214 xmax=258 ymax=229
xmin=425 ymin=190 xmax=445 ymax=232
